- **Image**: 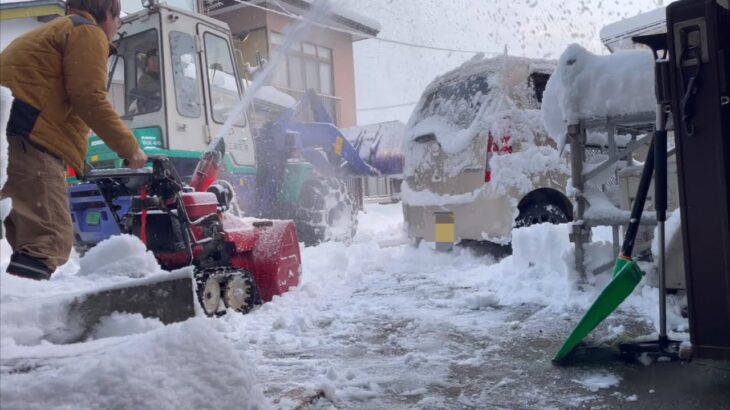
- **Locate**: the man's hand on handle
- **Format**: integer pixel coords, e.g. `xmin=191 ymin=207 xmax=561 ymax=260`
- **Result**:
xmin=126 ymin=148 xmax=148 ymax=169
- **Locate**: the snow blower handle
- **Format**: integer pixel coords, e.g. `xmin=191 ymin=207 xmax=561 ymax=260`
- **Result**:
xmin=190 ymin=137 xmax=226 ymax=192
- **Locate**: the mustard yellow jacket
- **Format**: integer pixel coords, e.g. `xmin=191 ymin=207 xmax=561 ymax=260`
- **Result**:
xmin=0 ymin=11 xmax=138 ymax=172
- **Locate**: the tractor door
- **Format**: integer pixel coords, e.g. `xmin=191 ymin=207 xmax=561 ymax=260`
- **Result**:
xmin=197 ymin=25 xmax=255 ymax=167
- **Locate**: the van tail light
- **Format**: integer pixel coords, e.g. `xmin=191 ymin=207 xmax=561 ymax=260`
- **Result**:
xmin=485 ymin=133 xmax=512 ymax=184
xmin=488 ymin=133 xmax=512 ymax=154
xmin=67 ymin=167 xmax=76 ymax=178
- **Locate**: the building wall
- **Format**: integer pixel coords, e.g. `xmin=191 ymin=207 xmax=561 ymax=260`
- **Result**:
xmin=210 ymin=7 xmax=358 ymax=128
xmin=265 ymin=12 xmax=357 ymax=128
xmin=0 ymin=18 xmax=45 ymax=51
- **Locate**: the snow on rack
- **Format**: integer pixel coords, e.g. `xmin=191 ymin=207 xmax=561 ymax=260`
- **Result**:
xmin=541 ymin=43 xmax=656 ymax=148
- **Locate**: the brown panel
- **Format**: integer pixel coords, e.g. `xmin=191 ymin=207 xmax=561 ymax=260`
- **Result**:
xmin=668 ymin=0 xmax=730 ymax=360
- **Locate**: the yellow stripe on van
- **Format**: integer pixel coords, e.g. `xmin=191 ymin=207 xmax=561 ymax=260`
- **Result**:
xmin=334 ymin=136 xmax=344 ymax=156
xmin=434 ymin=212 xmax=455 ymax=250
xmin=435 ymin=223 xmax=455 ymax=243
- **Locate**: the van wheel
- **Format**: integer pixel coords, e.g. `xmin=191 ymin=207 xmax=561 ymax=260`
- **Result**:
xmin=515 ymin=202 xmax=569 ymax=228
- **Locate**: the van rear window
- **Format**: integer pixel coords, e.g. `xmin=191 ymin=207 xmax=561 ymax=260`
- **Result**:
xmin=417 ymin=74 xmax=489 ymax=129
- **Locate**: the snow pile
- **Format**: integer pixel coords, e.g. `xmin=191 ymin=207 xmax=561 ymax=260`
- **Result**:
xmin=489 ymin=145 xmax=569 ymax=196
xmin=0 ymin=203 xmax=690 ymax=408
xmin=542 ymin=44 xmax=656 ymax=147
xmin=91 ymin=313 xmax=164 ymax=339
xmin=77 ymin=234 xmax=161 ymax=278
xmin=1 ymin=86 xmax=11 ymax=225
xmin=0 ymin=318 xmax=268 ymax=410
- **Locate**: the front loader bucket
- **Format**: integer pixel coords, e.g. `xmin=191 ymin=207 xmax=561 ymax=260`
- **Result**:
xmin=553 ymin=259 xmax=645 ymax=363
xmin=67 ymin=271 xmax=196 ymax=340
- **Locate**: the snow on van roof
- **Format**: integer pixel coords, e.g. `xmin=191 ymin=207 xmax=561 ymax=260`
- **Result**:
xmin=416 ymin=53 xmax=554 ymax=102
xmin=541 ymin=43 xmax=656 ymax=148
xmin=406 ymin=54 xmax=555 ymax=145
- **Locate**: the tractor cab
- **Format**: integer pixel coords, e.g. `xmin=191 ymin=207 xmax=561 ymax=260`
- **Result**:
xmin=91 ymin=1 xmax=254 ymax=179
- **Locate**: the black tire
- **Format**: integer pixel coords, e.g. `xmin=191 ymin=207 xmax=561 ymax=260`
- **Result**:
xmin=295 ymin=177 xmax=358 ymax=246
xmin=515 ymin=202 xmax=570 ymax=228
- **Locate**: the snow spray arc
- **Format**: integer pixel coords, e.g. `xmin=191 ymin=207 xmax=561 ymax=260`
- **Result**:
xmin=207 ymin=0 xmax=334 ymax=152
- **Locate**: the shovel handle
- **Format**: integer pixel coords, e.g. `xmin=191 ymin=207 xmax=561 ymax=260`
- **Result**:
xmin=621 ymin=135 xmax=656 ymax=258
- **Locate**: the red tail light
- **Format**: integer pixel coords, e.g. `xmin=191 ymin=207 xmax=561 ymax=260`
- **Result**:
xmin=485 ymin=133 xmax=512 ymax=184
xmin=487 ymin=134 xmax=512 ymax=154
xmin=67 ymin=167 xmax=76 ymax=178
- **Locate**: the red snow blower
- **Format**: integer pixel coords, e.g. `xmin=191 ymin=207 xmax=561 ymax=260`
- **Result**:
xmin=69 ymin=138 xmax=301 ymax=332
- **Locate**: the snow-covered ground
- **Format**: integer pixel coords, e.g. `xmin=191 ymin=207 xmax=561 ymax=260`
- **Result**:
xmin=1 ymin=203 xmax=694 ymax=409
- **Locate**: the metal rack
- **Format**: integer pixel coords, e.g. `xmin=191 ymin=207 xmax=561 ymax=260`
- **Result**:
xmin=568 ymin=112 xmax=658 ymax=276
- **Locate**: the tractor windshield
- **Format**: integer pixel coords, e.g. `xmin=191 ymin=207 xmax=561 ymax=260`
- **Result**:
xmin=108 ymin=29 xmax=162 ymax=117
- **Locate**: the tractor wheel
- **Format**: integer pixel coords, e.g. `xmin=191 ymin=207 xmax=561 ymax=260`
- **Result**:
xmin=295 ymin=177 xmax=358 ymax=246
xmin=514 ymin=202 xmax=570 ymax=228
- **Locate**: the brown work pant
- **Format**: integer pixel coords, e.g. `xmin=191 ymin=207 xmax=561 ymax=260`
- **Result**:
xmin=1 ymin=135 xmax=72 ymax=272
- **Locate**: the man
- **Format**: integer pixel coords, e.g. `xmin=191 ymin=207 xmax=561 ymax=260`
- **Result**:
xmin=134 ymin=49 xmax=162 ymax=113
xmin=0 ymin=0 xmax=148 ymax=280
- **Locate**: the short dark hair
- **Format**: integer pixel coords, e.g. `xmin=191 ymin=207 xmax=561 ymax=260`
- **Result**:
xmin=66 ymin=0 xmax=120 ymax=24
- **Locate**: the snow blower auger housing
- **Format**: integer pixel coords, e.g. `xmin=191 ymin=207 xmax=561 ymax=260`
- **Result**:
xmin=70 ymin=155 xmax=301 ymax=326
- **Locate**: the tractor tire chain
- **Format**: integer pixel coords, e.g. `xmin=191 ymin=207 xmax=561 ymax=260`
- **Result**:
xmin=295 ymin=176 xmax=358 ymax=246
xmin=194 ymin=266 xmax=262 ymax=317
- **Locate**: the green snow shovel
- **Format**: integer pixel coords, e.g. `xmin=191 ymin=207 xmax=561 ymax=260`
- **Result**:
xmin=553 ymin=137 xmax=656 ymax=364
xmin=553 ymin=258 xmax=645 ymax=363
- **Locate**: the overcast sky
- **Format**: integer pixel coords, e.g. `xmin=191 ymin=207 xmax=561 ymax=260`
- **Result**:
xmin=339 ymin=0 xmax=669 ymax=126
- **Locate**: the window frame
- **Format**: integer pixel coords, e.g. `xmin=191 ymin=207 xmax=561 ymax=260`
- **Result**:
xmin=202 ymin=31 xmax=244 ymax=125
xmin=169 ymin=30 xmax=203 ymax=119
xmin=114 ymin=28 xmax=163 ymax=117
xmin=269 ymin=32 xmax=335 ymax=96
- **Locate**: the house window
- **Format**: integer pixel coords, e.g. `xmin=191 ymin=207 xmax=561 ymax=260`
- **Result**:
xmin=270 ymin=32 xmax=334 ymax=96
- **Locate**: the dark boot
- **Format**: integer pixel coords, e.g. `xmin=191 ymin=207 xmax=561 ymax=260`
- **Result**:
xmin=6 ymin=252 xmax=52 ymax=280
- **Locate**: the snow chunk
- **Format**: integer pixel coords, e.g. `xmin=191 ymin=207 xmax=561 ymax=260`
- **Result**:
xmin=465 ymin=292 xmax=500 ymax=310
xmin=78 ymin=234 xmax=161 ymax=278
xmin=542 ymin=44 xmax=656 ymax=148
xmin=1 ymin=86 xmax=12 ymax=224
xmin=0 ymin=318 xmax=268 ymax=410
xmin=572 ymin=372 xmax=621 ymax=392
xmin=91 ymin=313 xmax=164 ymax=339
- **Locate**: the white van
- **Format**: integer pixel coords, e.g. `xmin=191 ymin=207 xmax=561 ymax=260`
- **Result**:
xmin=402 ymin=54 xmax=572 ymax=246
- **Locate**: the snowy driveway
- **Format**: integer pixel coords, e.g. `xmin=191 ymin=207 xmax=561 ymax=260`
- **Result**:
xmin=1 ymin=203 xmax=727 ymax=409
